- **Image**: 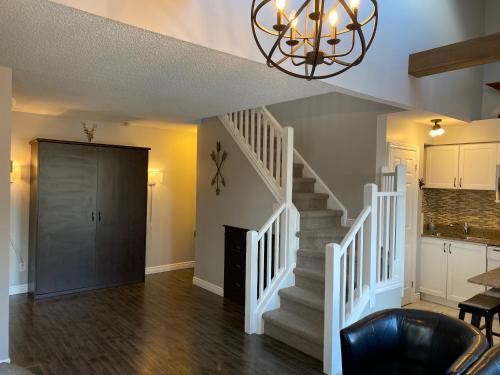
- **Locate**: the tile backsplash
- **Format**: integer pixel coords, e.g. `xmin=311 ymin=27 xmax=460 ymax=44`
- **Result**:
xmin=423 ymin=189 xmax=500 ymax=230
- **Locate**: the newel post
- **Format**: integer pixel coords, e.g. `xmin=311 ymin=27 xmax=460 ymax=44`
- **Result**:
xmin=324 ymin=243 xmax=342 ymax=375
xmin=395 ymin=164 xmax=406 ymax=288
xmin=245 ymin=230 xmax=259 ymax=334
xmin=363 ymin=183 xmax=378 ymax=307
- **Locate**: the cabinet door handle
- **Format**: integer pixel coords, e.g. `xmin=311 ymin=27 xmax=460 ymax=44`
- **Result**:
xmin=448 ymin=243 xmax=452 ymax=254
xmin=454 ymin=178 xmax=456 ymax=188
xmin=91 ymin=212 xmax=95 ymax=222
xmin=98 ymin=212 xmax=102 ymax=222
xmin=459 ymin=177 xmax=462 ymax=188
xmin=443 ymin=243 xmax=447 ymax=253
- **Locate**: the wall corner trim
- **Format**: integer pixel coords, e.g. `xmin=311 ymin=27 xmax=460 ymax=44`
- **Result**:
xmin=9 ymin=284 xmax=28 ymax=296
xmin=192 ymin=277 xmax=224 ymax=296
xmin=145 ymin=261 xmax=195 ymax=275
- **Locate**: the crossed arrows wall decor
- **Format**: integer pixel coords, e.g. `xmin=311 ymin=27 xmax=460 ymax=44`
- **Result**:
xmin=211 ymin=141 xmax=228 ymax=195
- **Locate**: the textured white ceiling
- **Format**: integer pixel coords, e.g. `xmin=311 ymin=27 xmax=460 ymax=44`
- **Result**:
xmin=0 ymin=0 xmax=335 ymax=124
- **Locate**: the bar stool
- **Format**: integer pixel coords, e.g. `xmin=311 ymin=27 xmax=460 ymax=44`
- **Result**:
xmin=458 ymin=293 xmax=500 ymax=347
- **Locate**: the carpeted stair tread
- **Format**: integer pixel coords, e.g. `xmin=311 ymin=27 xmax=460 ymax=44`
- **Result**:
xmin=279 ymin=286 xmax=324 ymax=312
xmin=294 ymin=267 xmax=325 ymax=282
xmin=298 ymin=227 xmax=350 ymax=238
xmin=293 ymin=193 xmax=329 ymax=200
xmin=299 ymin=209 xmax=343 ymax=218
xmin=293 ymin=177 xmax=316 ymax=183
xmin=263 ymin=308 xmax=324 ymax=345
xmin=297 ymin=249 xmax=326 ymax=259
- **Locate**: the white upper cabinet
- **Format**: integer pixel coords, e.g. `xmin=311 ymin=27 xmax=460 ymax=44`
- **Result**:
xmin=425 ymin=145 xmax=459 ymax=189
xmin=425 ymin=143 xmax=497 ymax=190
xmin=459 ymin=143 xmax=497 ymax=190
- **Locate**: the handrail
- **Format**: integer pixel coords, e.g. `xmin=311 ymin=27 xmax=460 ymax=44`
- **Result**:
xmin=257 ymin=203 xmax=286 ymax=236
xmin=339 ymin=206 xmax=371 ymax=249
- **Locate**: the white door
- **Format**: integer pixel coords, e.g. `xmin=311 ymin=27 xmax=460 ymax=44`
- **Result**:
xmin=419 ymin=238 xmax=448 ymax=298
xmin=446 ymin=241 xmax=486 ymax=303
xmin=425 ymin=145 xmax=459 ymax=189
xmin=459 ymin=143 xmax=497 ymax=190
xmin=389 ymin=144 xmax=418 ymax=305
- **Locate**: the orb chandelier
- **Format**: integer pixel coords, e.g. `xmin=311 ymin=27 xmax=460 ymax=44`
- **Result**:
xmin=251 ymin=0 xmax=378 ymax=80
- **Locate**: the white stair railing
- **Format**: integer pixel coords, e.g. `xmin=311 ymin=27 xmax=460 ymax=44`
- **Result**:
xmin=245 ymin=203 xmax=300 ymax=334
xmin=323 ymin=165 xmax=406 ymax=375
xmin=219 ymin=108 xmax=293 ymax=202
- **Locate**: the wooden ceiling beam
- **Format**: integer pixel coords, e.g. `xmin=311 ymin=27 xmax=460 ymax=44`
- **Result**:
xmin=409 ymin=32 xmax=500 ymax=77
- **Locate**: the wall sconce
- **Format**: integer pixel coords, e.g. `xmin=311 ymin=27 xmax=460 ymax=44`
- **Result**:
xmin=148 ymin=170 xmax=164 ymax=186
xmin=10 ymin=161 xmax=21 ymax=183
xmin=147 ymin=169 xmax=163 ymax=224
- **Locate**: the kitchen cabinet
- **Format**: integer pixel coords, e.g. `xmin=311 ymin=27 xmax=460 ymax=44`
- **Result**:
xmin=459 ymin=143 xmax=496 ymax=190
xmin=425 ymin=143 xmax=496 ymax=190
xmin=425 ymin=145 xmax=459 ymax=189
xmin=420 ymin=238 xmax=448 ymax=298
xmin=420 ymin=237 xmax=486 ymax=303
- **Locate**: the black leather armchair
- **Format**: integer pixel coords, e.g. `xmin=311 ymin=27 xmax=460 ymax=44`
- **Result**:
xmin=465 ymin=345 xmax=500 ymax=374
xmin=340 ymin=308 xmax=488 ymax=375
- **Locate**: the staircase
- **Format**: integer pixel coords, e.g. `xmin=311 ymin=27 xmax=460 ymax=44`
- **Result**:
xmin=262 ymin=162 xmax=348 ymax=360
xmin=219 ymin=107 xmax=406 ymax=375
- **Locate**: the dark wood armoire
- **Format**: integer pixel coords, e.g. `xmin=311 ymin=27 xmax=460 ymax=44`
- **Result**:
xmin=28 ymin=139 xmax=150 ymax=298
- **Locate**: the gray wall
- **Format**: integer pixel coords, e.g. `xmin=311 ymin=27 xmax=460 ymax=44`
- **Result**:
xmin=268 ymin=92 xmax=401 ymax=218
xmin=0 ymin=67 xmax=12 ymax=362
xmin=194 ymin=117 xmax=276 ymax=288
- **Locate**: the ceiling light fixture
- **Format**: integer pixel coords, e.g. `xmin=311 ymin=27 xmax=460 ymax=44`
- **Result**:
xmin=429 ymin=119 xmax=445 ymax=137
xmin=251 ymin=0 xmax=378 ymax=80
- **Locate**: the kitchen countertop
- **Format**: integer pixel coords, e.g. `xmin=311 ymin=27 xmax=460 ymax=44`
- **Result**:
xmin=469 ymin=267 xmax=500 ymax=288
xmin=421 ymin=231 xmax=500 ymax=247
xmin=421 ymin=223 xmax=500 ymax=246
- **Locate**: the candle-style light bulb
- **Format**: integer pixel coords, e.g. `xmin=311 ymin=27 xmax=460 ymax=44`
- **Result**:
xmin=276 ymin=0 xmax=286 ymax=11
xmin=328 ymin=10 xmax=338 ymax=26
xmin=291 ymin=10 xmax=298 ymax=28
xmin=350 ymin=0 xmax=360 ymax=10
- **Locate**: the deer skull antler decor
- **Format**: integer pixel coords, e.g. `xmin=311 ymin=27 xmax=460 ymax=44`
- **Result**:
xmin=211 ymin=141 xmax=228 ymax=195
xmin=82 ymin=122 xmax=97 ymax=143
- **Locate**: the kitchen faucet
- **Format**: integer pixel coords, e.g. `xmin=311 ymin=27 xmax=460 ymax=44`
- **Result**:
xmin=463 ymin=222 xmax=470 ymax=235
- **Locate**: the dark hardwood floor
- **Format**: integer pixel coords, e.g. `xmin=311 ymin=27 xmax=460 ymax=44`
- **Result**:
xmin=9 ymin=269 xmax=324 ymax=375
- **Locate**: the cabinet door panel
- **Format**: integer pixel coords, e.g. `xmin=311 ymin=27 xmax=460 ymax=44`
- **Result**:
xmin=459 ymin=143 xmax=496 ymax=190
xmin=95 ymin=148 xmax=148 ymax=286
xmin=446 ymin=241 xmax=486 ymax=303
xmin=419 ymin=238 xmax=447 ymax=298
xmin=36 ymin=143 xmax=97 ymax=294
xmin=425 ymin=146 xmax=459 ymax=189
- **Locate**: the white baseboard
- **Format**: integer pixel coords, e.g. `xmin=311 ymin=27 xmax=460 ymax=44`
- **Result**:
xmin=346 ymin=218 xmax=355 ymax=227
xmin=0 ymin=358 xmax=10 ymax=364
xmin=145 ymin=261 xmax=195 ymax=275
xmin=9 ymin=284 xmax=28 ymax=296
xmin=192 ymin=277 xmax=224 ymax=296
xmin=413 ymin=292 xmax=421 ymax=302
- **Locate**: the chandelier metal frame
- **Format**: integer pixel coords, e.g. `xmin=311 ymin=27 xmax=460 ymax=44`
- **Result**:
xmin=251 ymin=0 xmax=378 ymax=80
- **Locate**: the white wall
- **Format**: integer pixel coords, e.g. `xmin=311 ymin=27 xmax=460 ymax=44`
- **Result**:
xmin=268 ymin=92 xmax=401 ymax=218
xmin=51 ymin=0 xmax=486 ymax=121
xmin=9 ymin=112 xmax=197 ymax=291
xmin=0 ymin=67 xmax=12 ymax=363
xmin=195 ymin=117 xmax=277 ymax=289
xmin=482 ymin=0 xmax=500 ymax=119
